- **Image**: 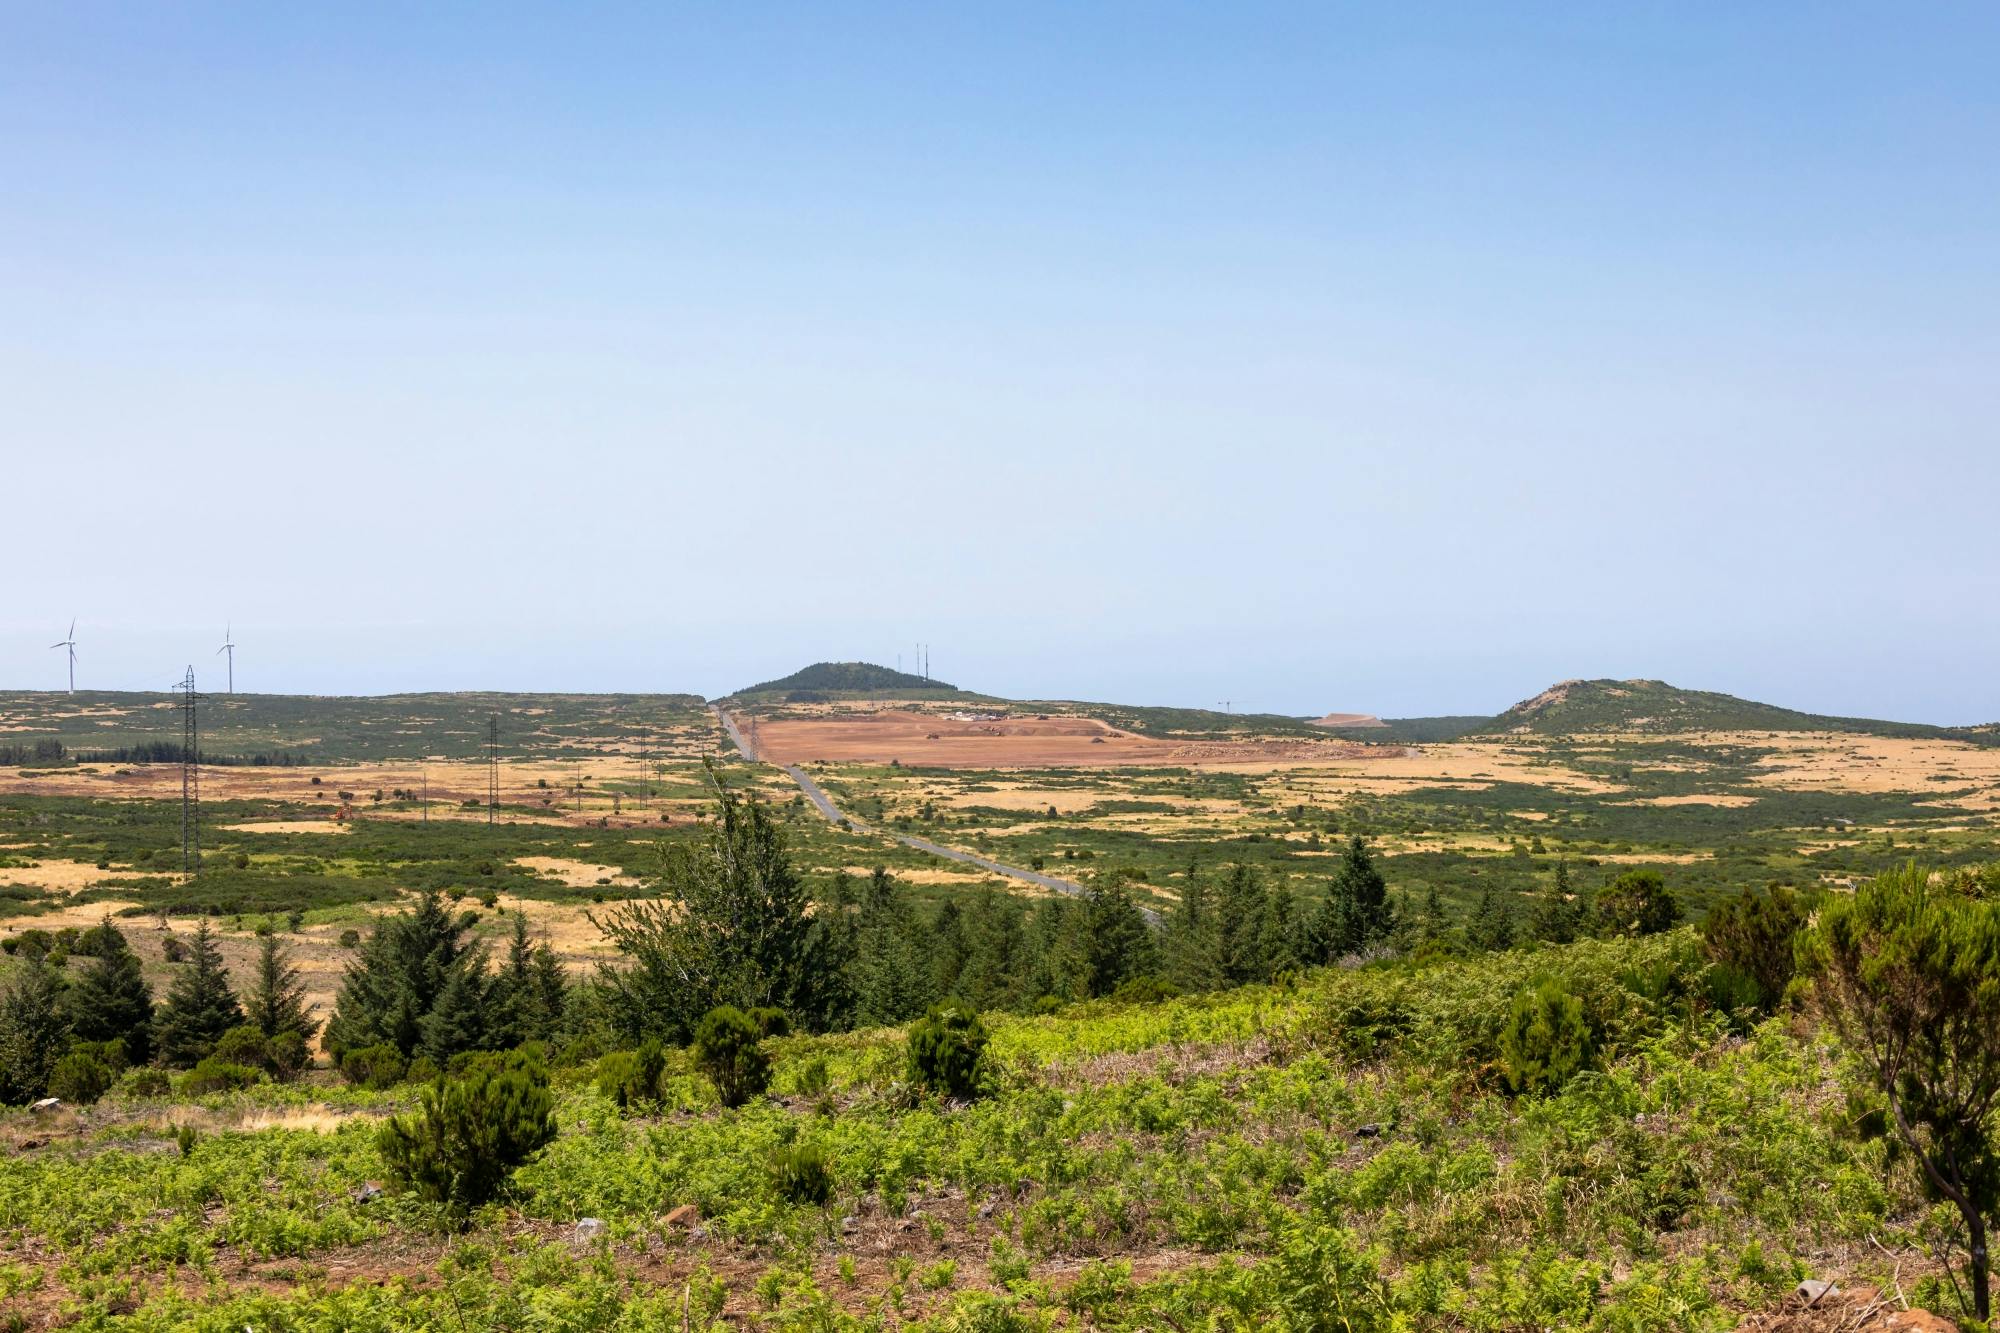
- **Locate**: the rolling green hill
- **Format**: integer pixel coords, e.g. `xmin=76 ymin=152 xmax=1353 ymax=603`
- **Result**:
xmin=1476 ymin=678 xmax=1980 ymax=740
xmin=728 ymin=661 xmax=967 ymax=701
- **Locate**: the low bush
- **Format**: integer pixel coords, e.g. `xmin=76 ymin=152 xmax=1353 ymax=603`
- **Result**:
xmin=768 ymin=1140 xmax=833 ymax=1205
xmin=178 ymin=1058 xmax=262 ymax=1095
xmin=47 ymin=1051 xmax=114 ymax=1105
xmin=376 ymin=1058 xmax=557 ymax=1220
xmin=596 ymin=1038 xmax=667 ymax=1109
xmin=748 ymin=1006 xmax=791 ymax=1039
xmin=1702 ymin=885 xmax=1809 ymax=1017
xmin=340 ymin=1043 xmax=407 ymax=1090
xmin=693 ymin=1007 xmax=770 ymax=1109
xmin=907 ymin=1004 xmax=991 ymax=1100
xmin=1498 ymin=980 xmax=1592 ymax=1096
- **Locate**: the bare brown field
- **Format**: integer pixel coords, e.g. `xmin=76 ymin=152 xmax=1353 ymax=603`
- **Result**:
xmin=749 ymin=708 xmax=1389 ymax=769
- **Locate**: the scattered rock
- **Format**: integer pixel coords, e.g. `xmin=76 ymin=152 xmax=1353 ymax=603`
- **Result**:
xmin=1352 ymin=1123 xmax=1383 ymax=1139
xmin=977 ymin=1199 xmax=997 ymax=1219
xmin=354 ymin=1182 xmax=384 ymax=1205
xmin=1796 ymin=1280 xmax=1838 ymax=1306
xmin=574 ymin=1218 xmax=606 ymax=1242
xmin=1887 ymin=1311 xmax=1958 ymax=1332
xmin=661 ymin=1204 xmax=699 ymax=1229
xmin=28 ymin=1098 xmax=61 ymax=1114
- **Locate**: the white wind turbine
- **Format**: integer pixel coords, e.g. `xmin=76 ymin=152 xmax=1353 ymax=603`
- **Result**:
xmin=50 ymin=619 xmax=77 ymax=692
xmin=217 ymin=623 xmax=236 ymax=694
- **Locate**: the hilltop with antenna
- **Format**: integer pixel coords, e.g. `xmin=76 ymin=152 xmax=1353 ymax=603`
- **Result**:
xmin=728 ymin=661 xmax=972 ymax=703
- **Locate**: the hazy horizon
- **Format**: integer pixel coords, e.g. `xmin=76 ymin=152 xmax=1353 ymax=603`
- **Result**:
xmin=7 ymin=6 xmax=1996 ymax=724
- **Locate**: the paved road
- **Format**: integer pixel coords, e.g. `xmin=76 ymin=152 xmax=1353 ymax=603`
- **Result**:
xmin=715 ymin=707 xmax=1087 ymax=900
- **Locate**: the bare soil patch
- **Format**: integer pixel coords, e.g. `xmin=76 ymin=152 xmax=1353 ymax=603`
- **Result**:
xmin=752 ymin=709 xmax=1390 ymax=770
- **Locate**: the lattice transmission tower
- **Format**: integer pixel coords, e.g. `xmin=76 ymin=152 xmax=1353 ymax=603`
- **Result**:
xmin=487 ymin=715 xmax=500 ymax=826
xmin=176 ymin=667 xmax=201 ymax=871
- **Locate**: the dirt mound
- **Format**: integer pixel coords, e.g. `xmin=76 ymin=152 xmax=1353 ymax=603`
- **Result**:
xmin=1311 ymin=713 xmax=1386 ymax=729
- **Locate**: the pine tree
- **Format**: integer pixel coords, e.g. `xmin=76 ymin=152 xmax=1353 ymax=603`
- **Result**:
xmin=1027 ymin=898 xmax=1093 ymax=1003
xmin=1163 ymin=861 xmax=1224 ymax=993
xmin=1260 ymin=883 xmax=1301 ymax=976
xmin=850 ymin=868 xmax=935 ymax=1026
xmin=596 ymin=779 xmax=845 ymax=1041
xmin=1529 ymin=860 xmax=1584 ymax=945
xmin=64 ymin=919 xmax=155 ymax=1065
xmin=327 ymin=888 xmax=494 ymax=1059
xmin=155 ymin=921 xmax=245 ymax=1067
xmin=420 ymin=962 xmax=496 ymax=1063
xmin=949 ymin=889 xmax=1029 ymax=1012
xmin=246 ymin=932 xmax=318 ymax=1043
xmin=1469 ymin=882 xmax=1517 ymax=953
xmin=1082 ymin=882 xmax=1156 ymax=996
xmin=1215 ymin=864 xmax=1273 ymax=985
xmin=1304 ymin=836 xmax=1395 ymax=962
xmin=0 ymin=957 xmax=71 ymax=1104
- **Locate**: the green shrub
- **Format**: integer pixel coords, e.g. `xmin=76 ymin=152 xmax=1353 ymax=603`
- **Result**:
xmin=693 ymin=1007 xmax=770 ymax=1108
xmin=338 ymin=928 xmax=361 ymax=948
xmin=175 ymin=1124 xmax=199 ymax=1157
xmin=907 ymin=1004 xmax=991 ymax=1100
xmin=212 ymin=1024 xmax=274 ymax=1072
xmin=178 ymin=1058 xmax=262 ymax=1095
xmin=1498 ymin=980 xmax=1592 ymax=1096
xmin=1596 ymin=870 xmax=1681 ymax=937
xmin=768 ymin=1140 xmax=834 ymax=1205
xmin=67 ymin=1038 xmax=129 ymax=1076
xmin=596 ymin=1038 xmax=667 ymax=1109
xmin=47 ymin=1051 xmax=114 ymax=1105
xmin=376 ymin=1059 xmax=557 ymax=1220
xmin=340 ymin=1042 xmax=407 ymax=1090
xmin=748 ymin=1006 xmax=791 ymax=1039
xmin=1702 ymin=886 xmax=1808 ymax=1016
xmin=122 ymin=1066 xmax=171 ymax=1098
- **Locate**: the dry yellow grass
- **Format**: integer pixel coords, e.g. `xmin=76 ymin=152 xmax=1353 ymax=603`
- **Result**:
xmin=515 ymin=855 xmax=643 ymax=888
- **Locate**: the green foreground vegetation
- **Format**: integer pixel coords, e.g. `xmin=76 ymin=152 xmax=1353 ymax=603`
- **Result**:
xmin=1 ymin=777 xmax=1998 ymax=1330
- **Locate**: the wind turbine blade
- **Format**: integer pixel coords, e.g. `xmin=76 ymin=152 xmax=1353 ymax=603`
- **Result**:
xmin=49 ymin=642 xmax=64 ymax=649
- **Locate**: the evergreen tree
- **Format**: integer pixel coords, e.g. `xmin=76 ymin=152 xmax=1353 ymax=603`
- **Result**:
xmin=1409 ymin=883 xmax=1453 ymax=953
xmin=1303 ymin=836 xmax=1395 ymax=962
xmin=1027 ymin=898 xmax=1093 ymax=1003
xmin=1082 ymin=882 xmax=1156 ymax=996
xmin=420 ymin=962 xmax=496 ymax=1063
xmin=1596 ymin=869 xmax=1680 ymax=937
xmin=948 ymin=889 xmax=1030 ymax=1012
xmin=493 ymin=914 xmax=568 ymax=1047
xmin=155 ymin=921 xmax=245 ymax=1067
xmin=1261 ymin=882 xmax=1302 ymax=976
xmin=1163 ymin=860 xmax=1224 ymax=993
xmin=1529 ymin=860 xmax=1585 ymax=945
xmin=1469 ymin=882 xmax=1517 ymax=953
xmin=63 ymin=919 xmax=154 ymax=1066
xmin=1215 ymin=864 xmax=1274 ymax=985
xmin=596 ymin=779 xmax=846 ymax=1042
xmin=246 ymin=932 xmax=318 ymax=1043
xmin=851 ymin=867 xmax=935 ymax=1026
xmin=326 ymin=888 xmax=493 ymax=1059
xmin=0 ymin=957 xmax=70 ymax=1104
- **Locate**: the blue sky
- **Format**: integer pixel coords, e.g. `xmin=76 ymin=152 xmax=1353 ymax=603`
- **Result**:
xmin=4 ymin=4 xmax=1996 ymax=721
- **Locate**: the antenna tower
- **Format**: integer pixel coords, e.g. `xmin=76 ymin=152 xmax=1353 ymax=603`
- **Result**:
xmin=177 ymin=667 xmax=201 ymax=871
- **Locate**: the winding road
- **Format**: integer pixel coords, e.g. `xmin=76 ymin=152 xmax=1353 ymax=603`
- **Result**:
xmin=714 ymin=706 xmax=1087 ymax=900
